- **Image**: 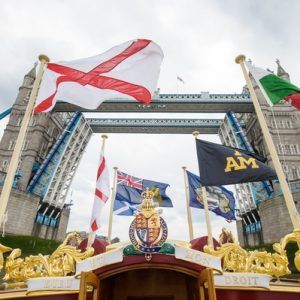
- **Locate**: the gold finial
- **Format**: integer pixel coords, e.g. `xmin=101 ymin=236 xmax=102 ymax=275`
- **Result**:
xmin=101 ymin=134 xmax=108 ymax=140
xmin=235 ymin=54 xmax=246 ymax=64
xmin=140 ymin=188 xmax=156 ymax=217
xmin=38 ymin=54 xmax=50 ymax=63
xmin=192 ymin=131 xmax=199 ymax=137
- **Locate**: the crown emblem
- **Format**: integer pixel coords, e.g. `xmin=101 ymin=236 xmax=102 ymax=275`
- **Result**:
xmin=129 ymin=187 xmax=168 ymax=260
xmin=140 ymin=188 xmax=156 ymax=216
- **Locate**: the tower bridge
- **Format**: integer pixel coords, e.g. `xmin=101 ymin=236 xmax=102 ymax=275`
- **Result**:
xmin=1 ymin=61 xmax=299 ymax=246
xmin=86 ymin=118 xmax=226 ymax=134
xmin=54 ymin=93 xmax=253 ymax=113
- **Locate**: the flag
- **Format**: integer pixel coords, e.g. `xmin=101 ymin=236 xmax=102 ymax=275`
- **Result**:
xmin=114 ymin=171 xmax=172 ymax=216
xmin=177 ymin=76 xmax=185 ymax=84
xmin=186 ymin=170 xmax=236 ymax=221
xmin=34 ymin=39 xmax=164 ymax=113
xmin=196 ymin=139 xmax=277 ymax=186
xmin=247 ymin=61 xmax=300 ymax=110
xmin=90 ymin=154 xmax=110 ymax=232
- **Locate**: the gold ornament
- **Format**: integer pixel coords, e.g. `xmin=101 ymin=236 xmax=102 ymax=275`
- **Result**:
xmin=0 ymin=244 xmax=12 ymax=271
xmin=278 ymin=228 xmax=300 ymax=272
xmin=140 ymin=188 xmax=157 ymax=218
xmin=204 ymin=233 xmax=290 ymax=277
xmin=3 ymin=232 xmax=94 ymax=282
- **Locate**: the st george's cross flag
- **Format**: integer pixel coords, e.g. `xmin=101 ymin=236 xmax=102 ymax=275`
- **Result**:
xmin=246 ymin=61 xmax=300 ymax=110
xmin=34 ymin=39 xmax=164 ymax=113
xmin=90 ymin=154 xmax=110 ymax=232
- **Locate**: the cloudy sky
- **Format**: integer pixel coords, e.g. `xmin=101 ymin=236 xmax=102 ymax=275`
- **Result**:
xmin=1 ymin=0 xmax=300 ymax=242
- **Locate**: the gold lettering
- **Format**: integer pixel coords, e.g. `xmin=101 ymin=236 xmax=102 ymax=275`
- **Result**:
xmin=225 ymin=157 xmax=242 ymax=172
xmin=185 ymin=250 xmax=194 ymax=260
xmin=252 ymin=276 xmax=258 ymax=285
xmin=239 ymin=276 xmax=247 ymax=285
xmin=237 ymin=157 xmax=259 ymax=169
xmin=44 ymin=280 xmax=51 ymax=289
xmin=224 ymin=276 xmax=232 ymax=285
xmin=232 ymin=276 xmax=239 ymax=284
xmin=225 ymin=154 xmax=259 ymax=172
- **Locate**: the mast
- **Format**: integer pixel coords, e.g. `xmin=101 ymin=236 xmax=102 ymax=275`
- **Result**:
xmin=235 ymin=55 xmax=300 ymax=229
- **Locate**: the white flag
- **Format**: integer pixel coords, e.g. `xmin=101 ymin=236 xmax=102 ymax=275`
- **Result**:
xmin=90 ymin=154 xmax=110 ymax=232
xmin=34 ymin=39 xmax=164 ymax=113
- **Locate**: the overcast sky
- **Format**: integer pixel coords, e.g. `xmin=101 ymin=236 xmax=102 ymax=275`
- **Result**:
xmin=1 ymin=0 xmax=300 ymax=242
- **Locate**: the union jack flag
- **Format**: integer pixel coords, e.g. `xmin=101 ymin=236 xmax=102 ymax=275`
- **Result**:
xmin=117 ymin=171 xmax=143 ymax=190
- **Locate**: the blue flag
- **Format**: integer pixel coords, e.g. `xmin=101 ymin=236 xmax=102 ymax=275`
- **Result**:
xmin=186 ymin=170 xmax=236 ymax=221
xmin=114 ymin=171 xmax=173 ymax=216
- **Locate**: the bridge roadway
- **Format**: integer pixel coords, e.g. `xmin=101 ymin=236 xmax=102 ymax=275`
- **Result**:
xmin=86 ymin=118 xmax=226 ymax=134
xmin=54 ymin=93 xmax=254 ymax=113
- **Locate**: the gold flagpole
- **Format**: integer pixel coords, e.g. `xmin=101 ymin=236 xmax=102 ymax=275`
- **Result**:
xmin=87 ymin=135 xmax=108 ymax=247
xmin=201 ymin=186 xmax=214 ymax=247
xmin=107 ymin=166 xmax=118 ymax=243
xmin=236 ymin=55 xmax=300 ymax=229
xmin=182 ymin=166 xmax=194 ymax=241
xmin=193 ymin=131 xmax=214 ymax=247
xmin=0 ymin=55 xmax=49 ymax=227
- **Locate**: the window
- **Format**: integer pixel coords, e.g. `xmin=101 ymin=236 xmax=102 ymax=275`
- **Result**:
xmin=1 ymin=160 xmax=8 ymax=172
xmin=291 ymin=166 xmax=298 ymax=180
xmin=8 ymin=140 xmax=16 ymax=150
xmin=291 ymin=144 xmax=298 ymax=155
xmin=29 ymin=117 xmax=36 ymax=127
xmin=23 ymin=140 xmax=29 ymax=151
xmin=285 ymin=145 xmax=291 ymax=155
xmin=277 ymin=144 xmax=284 ymax=155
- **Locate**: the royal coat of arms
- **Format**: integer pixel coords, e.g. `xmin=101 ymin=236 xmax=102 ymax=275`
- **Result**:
xmin=129 ymin=188 xmax=168 ymax=258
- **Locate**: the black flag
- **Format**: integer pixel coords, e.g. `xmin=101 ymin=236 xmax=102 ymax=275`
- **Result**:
xmin=196 ymin=139 xmax=277 ymax=186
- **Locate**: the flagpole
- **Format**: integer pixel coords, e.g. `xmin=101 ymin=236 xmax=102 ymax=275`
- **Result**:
xmin=87 ymin=134 xmax=108 ymax=247
xmin=192 ymin=131 xmax=214 ymax=247
xmin=201 ymin=186 xmax=214 ymax=247
xmin=0 ymin=55 xmax=49 ymax=227
xmin=182 ymin=167 xmax=194 ymax=241
xmin=236 ymin=55 xmax=300 ymax=229
xmin=107 ymin=166 xmax=118 ymax=243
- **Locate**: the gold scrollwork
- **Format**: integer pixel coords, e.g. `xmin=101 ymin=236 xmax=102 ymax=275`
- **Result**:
xmin=3 ymin=232 xmax=94 ymax=282
xmin=278 ymin=228 xmax=300 ymax=272
xmin=204 ymin=234 xmax=290 ymax=277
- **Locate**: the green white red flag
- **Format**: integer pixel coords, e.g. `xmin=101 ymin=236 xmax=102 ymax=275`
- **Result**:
xmin=246 ymin=62 xmax=300 ymax=110
xmin=34 ymin=39 xmax=163 ymax=113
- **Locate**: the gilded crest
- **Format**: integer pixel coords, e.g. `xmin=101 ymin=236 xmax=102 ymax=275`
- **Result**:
xmin=129 ymin=188 xmax=168 ymax=258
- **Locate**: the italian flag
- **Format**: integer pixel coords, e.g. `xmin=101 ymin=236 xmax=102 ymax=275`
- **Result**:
xmin=246 ymin=62 xmax=300 ymax=110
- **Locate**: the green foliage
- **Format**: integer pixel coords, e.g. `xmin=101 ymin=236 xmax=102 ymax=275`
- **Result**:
xmin=0 ymin=235 xmax=60 ymax=256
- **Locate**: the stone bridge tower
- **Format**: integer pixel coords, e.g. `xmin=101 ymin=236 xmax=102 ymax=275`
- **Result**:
xmin=0 ymin=67 xmax=92 ymax=241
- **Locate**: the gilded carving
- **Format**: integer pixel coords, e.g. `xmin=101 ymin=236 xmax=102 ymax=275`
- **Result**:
xmin=204 ymin=234 xmax=290 ymax=277
xmin=3 ymin=232 xmax=94 ymax=282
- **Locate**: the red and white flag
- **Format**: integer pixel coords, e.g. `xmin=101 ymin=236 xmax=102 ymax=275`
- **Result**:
xmin=90 ymin=154 xmax=110 ymax=232
xmin=34 ymin=39 xmax=164 ymax=113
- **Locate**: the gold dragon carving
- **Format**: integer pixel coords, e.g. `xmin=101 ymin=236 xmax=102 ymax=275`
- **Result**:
xmin=2 ymin=231 xmax=94 ymax=282
xmin=204 ymin=228 xmax=298 ymax=277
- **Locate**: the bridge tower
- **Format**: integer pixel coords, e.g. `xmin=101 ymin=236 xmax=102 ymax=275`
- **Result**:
xmin=0 ymin=66 xmax=92 ymax=241
xmin=219 ymin=60 xmax=300 ymax=246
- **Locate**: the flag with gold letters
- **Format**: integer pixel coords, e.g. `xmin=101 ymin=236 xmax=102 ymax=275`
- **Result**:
xmin=196 ymin=139 xmax=277 ymax=186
